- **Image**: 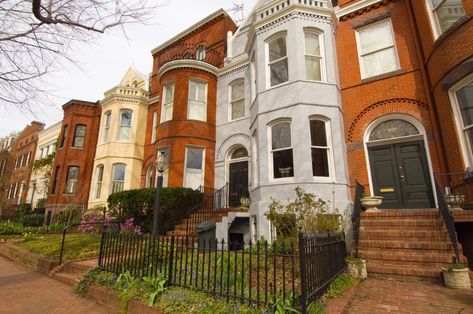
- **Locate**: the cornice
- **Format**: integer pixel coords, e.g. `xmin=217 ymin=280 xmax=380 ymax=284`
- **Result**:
xmin=218 ymin=60 xmax=250 ymax=78
xmin=157 ymin=60 xmax=219 ymax=80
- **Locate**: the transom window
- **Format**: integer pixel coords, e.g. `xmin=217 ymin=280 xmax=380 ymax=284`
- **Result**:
xmin=268 ymin=36 xmax=288 ymax=87
xmin=369 ymin=119 xmax=420 ymax=141
xmin=271 ymin=121 xmax=294 ymax=178
xmin=188 ymin=80 xmax=207 ymax=121
xmin=427 ymin=0 xmax=465 ymax=36
xmin=230 ymin=80 xmax=245 ymax=120
xmin=72 ymin=124 xmax=86 ymax=148
xmin=452 ymin=79 xmax=473 ymax=167
xmin=161 ymin=82 xmax=174 ymax=122
xmin=111 ymin=163 xmax=126 ymax=194
xmin=117 ymin=109 xmax=133 ymax=141
xmin=356 ymin=19 xmax=399 ymax=79
xmin=102 ymin=111 xmax=111 ymax=143
xmin=231 ymin=147 xmax=248 ymax=159
xmin=305 ymin=32 xmax=323 ymax=81
xmin=65 ymin=166 xmax=79 ymax=194
xmin=310 ymin=120 xmax=330 ymax=177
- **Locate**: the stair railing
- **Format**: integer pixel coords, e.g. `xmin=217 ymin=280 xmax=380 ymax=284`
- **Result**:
xmin=184 ymin=184 xmax=229 ymax=236
xmin=433 ymin=176 xmax=461 ymax=263
xmin=352 ymin=181 xmax=365 ymax=258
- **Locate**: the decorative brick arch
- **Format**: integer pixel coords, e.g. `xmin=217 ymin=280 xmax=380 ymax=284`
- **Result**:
xmin=216 ymin=133 xmax=251 ymax=161
xmin=347 ymin=98 xmax=430 ymax=142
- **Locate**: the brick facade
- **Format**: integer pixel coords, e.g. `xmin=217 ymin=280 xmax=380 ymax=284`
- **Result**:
xmin=142 ymin=10 xmax=236 ymax=189
xmin=46 ymin=100 xmax=100 ymax=214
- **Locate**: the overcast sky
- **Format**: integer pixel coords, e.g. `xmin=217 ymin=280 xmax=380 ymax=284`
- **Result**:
xmin=0 ymin=0 xmax=254 ymax=137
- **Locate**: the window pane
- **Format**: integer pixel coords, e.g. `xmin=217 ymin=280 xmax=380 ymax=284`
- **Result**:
xmin=120 ymin=110 xmax=132 ymax=126
xmin=270 ymin=59 xmax=289 ymax=86
xmin=273 ymin=149 xmax=294 ymax=178
xmin=97 ymin=166 xmax=104 ymax=181
xmin=186 ymin=147 xmax=203 ymax=169
xmin=105 ymin=113 xmax=111 ymax=127
xmin=359 ymin=21 xmax=393 ymax=54
xmin=118 ymin=126 xmax=130 ymax=141
xmin=231 ymin=148 xmax=248 ymax=159
xmin=232 ymin=81 xmax=244 ymax=100
xmin=305 ymin=33 xmax=320 ymax=56
xmin=310 ymin=120 xmax=327 ymax=146
xmin=312 ymin=148 xmax=329 ymax=177
xmin=272 ymin=122 xmax=291 ymax=149
xmin=362 ymin=48 xmax=397 ymax=78
xmin=76 ymin=125 xmax=86 ymax=136
xmin=436 ymin=0 xmax=465 ymax=33
xmin=188 ymin=101 xmax=206 ymax=120
xmin=305 ymin=56 xmax=321 ymax=81
xmin=68 ymin=167 xmax=79 ymax=180
xmin=158 ymin=148 xmax=170 ymax=169
xmin=165 ymin=84 xmax=174 ymax=103
xmin=164 ymin=105 xmax=173 ymax=121
xmin=269 ymin=37 xmax=287 ymax=62
xmin=456 ymin=83 xmax=473 ymax=126
xmin=467 ymin=128 xmax=473 ymax=153
xmin=231 ymin=99 xmax=245 ymax=120
xmin=112 ymin=164 xmax=126 ymax=181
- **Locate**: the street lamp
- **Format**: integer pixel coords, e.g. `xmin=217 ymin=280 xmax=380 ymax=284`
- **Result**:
xmin=152 ymin=152 xmax=165 ymax=238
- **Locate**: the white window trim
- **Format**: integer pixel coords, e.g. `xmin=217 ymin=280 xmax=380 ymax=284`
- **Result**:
xmin=309 ymin=117 xmax=334 ymax=181
xmin=228 ymin=79 xmax=246 ymax=121
xmin=183 ymin=146 xmax=206 ymax=189
xmin=161 ymin=82 xmax=175 ymax=123
xmin=304 ymin=29 xmax=326 ymax=83
xmin=266 ymin=33 xmax=289 ymax=88
xmin=187 ymin=79 xmax=208 ymax=122
xmin=267 ymin=119 xmax=295 ymax=182
xmin=355 ymin=18 xmax=400 ymax=80
xmin=448 ymin=74 xmax=473 ymax=169
xmin=151 ymin=111 xmax=158 ymax=143
xmin=110 ymin=163 xmax=127 ymax=194
xmin=250 ymin=53 xmax=257 ymax=103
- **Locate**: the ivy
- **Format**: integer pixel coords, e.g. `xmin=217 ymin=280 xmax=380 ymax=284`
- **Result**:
xmin=33 ymin=152 xmax=55 ymax=176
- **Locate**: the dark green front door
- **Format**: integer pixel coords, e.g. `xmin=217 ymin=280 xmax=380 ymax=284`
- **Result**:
xmin=368 ymin=140 xmax=435 ymax=209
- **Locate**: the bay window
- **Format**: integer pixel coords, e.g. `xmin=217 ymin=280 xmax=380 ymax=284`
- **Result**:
xmin=111 ymin=163 xmax=126 ymax=194
xmin=426 ymin=0 xmax=465 ymax=37
xmin=268 ymin=35 xmax=288 ymax=87
xmin=188 ymin=80 xmax=207 ymax=121
xmin=161 ymin=82 xmax=174 ymax=122
xmin=310 ymin=119 xmax=330 ymax=177
xmin=451 ymin=77 xmax=473 ymax=167
xmin=305 ymin=31 xmax=323 ymax=81
xmin=270 ymin=121 xmax=294 ymax=179
xmin=230 ymin=80 xmax=245 ymax=120
xmin=65 ymin=166 xmax=79 ymax=194
xmin=117 ymin=109 xmax=133 ymax=141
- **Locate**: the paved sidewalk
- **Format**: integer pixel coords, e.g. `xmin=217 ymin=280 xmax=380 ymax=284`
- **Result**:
xmin=344 ymin=278 xmax=473 ymax=314
xmin=0 ymin=255 xmax=114 ymax=314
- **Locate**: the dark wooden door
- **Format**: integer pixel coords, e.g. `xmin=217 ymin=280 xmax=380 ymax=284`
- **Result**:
xmin=368 ymin=141 xmax=435 ymax=209
xmin=229 ymin=161 xmax=249 ymax=207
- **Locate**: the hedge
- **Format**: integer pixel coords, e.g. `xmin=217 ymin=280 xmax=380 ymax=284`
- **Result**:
xmin=107 ymin=187 xmax=202 ymax=234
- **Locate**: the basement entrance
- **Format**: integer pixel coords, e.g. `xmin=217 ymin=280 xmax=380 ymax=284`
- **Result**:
xmin=366 ymin=118 xmax=435 ymax=209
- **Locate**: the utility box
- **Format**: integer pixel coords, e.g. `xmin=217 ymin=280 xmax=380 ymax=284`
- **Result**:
xmin=196 ymin=221 xmax=217 ymax=250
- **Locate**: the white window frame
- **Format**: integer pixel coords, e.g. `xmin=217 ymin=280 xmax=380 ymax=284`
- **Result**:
xmin=187 ymin=79 xmax=208 ymax=122
xmin=304 ymin=29 xmax=325 ymax=82
xmin=268 ymin=119 xmax=294 ymax=181
xmin=183 ymin=146 xmax=205 ymax=189
xmin=94 ymin=165 xmax=104 ymax=200
xmin=161 ymin=82 xmax=175 ymax=123
xmin=309 ymin=117 xmax=334 ymax=180
xmin=111 ymin=163 xmax=126 ymax=194
xmin=65 ymin=166 xmax=79 ymax=195
xmin=228 ymin=79 xmax=245 ymax=121
xmin=151 ymin=111 xmax=158 ymax=143
xmin=355 ymin=18 xmax=400 ymax=79
xmin=117 ymin=109 xmax=133 ymax=142
xmin=266 ymin=33 xmax=289 ymax=88
xmin=102 ymin=111 xmax=112 ymax=143
xmin=448 ymin=74 xmax=473 ymax=168
xmin=425 ymin=0 xmax=466 ymax=39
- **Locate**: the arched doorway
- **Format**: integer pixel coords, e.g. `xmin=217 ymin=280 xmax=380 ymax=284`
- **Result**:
xmin=227 ymin=147 xmax=249 ymax=207
xmin=365 ymin=116 xmax=435 ymax=209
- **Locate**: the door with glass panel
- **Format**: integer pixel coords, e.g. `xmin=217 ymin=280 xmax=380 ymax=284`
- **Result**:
xmin=184 ymin=147 xmax=204 ymax=189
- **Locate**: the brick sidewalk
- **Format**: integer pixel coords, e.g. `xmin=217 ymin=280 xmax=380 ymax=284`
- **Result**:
xmin=343 ymin=278 xmax=473 ymax=314
xmin=0 ymin=255 xmax=114 ymax=314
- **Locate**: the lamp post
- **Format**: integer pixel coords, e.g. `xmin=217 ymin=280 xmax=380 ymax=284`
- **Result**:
xmin=152 ymin=152 xmax=165 ymax=238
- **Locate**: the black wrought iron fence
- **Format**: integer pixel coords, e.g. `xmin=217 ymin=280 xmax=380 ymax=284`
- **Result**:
xmin=98 ymin=230 xmax=346 ymax=312
xmin=351 ymin=181 xmax=365 ymax=258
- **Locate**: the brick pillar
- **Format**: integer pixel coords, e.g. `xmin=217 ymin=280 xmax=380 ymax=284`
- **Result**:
xmin=464 ymin=0 xmax=473 ymax=16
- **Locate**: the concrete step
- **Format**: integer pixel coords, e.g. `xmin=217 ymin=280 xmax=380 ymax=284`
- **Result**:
xmin=53 ymin=271 xmax=81 ymax=286
xmin=66 ymin=260 xmax=97 ymax=273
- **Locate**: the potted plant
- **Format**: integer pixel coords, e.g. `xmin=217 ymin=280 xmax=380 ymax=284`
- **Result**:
xmin=442 ymin=263 xmax=471 ymax=289
xmin=345 ymin=256 xmax=367 ymax=280
xmin=240 ymin=192 xmax=250 ymax=208
xmin=360 ymin=195 xmax=383 ymax=212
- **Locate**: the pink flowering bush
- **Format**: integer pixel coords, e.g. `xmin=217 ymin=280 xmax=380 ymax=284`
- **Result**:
xmin=120 ymin=217 xmax=142 ymax=235
xmin=77 ymin=211 xmax=114 ymax=234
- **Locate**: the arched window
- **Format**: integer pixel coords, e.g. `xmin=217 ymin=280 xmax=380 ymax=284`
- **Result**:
xmin=231 ymin=147 xmax=248 ymax=159
xmin=270 ymin=121 xmax=293 ymax=178
xmin=117 ymin=109 xmax=133 ymax=141
xmin=309 ymin=119 xmax=330 ymax=177
xmin=111 ymin=163 xmax=126 ymax=194
xmin=369 ymin=119 xmax=419 ymax=141
xmin=196 ymin=46 xmax=206 ymax=61
xmin=229 ymin=80 xmax=245 ymax=120
xmin=145 ymin=164 xmax=154 ymax=188
xmin=304 ymin=30 xmax=323 ymax=81
xmin=267 ymin=35 xmax=288 ymax=87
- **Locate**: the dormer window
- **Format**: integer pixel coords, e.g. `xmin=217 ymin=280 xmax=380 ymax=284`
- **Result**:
xmin=196 ymin=46 xmax=206 ymax=61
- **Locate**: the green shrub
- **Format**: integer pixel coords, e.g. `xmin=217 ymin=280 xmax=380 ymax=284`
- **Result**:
xmin=107 ymin=187 xmax=202 ymax=234
xmin=323 ymin=273 xmax=358 ymax=300
xmin=52 ymin=206 xmax=85 ymax=226
xmin=0 ymin=221 xmax=24 ymax=235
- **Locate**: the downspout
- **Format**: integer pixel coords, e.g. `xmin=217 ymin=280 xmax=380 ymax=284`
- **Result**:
xmin=405 ymin=0 xmax=449 ymax=174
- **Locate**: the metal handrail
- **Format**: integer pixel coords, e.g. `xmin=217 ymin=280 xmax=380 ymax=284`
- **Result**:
xmin=434 ymin=179 xmax=461 ymax=263
xmin=351 ymin=181 xmax=365 ymax=258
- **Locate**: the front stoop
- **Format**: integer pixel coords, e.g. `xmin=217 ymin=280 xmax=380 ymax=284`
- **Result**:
xmin=358 ymin=210 xmax=470 ymax=283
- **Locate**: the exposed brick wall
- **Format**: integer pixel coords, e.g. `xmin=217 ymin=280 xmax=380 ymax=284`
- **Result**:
xmin=47 ymin=101 xmax=100 ymax=213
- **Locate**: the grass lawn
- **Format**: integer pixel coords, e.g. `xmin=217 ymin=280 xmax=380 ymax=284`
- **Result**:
xmin=19 ymin=233 xmax=102 ymax=261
